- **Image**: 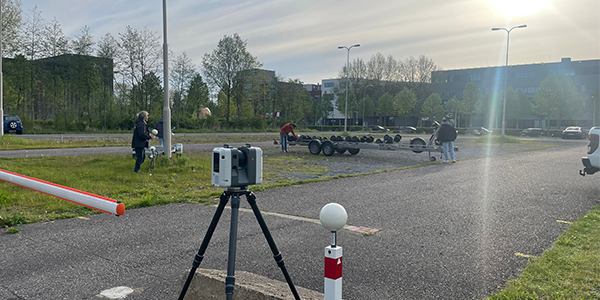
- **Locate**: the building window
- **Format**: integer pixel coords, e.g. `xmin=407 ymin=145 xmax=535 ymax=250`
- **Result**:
xmin=527 ymin=87 xmax=536 ymax=94
xmin=581 ymin=85 xmax=587 ymax=92
xmin=324 ymin=82 xmax=334 ymax=88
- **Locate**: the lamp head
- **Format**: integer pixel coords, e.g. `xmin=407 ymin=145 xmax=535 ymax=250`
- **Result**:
xmin=518 ymin=24 xmax=527 ymax=28
xmin=337 ymin=46 xmax=345 ymax=49
xmin=491 ymin=28 xmax=501 ymax=31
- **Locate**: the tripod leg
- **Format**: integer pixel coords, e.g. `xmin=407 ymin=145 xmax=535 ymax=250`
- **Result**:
xmin=225 ymin=194 xmax=242 ymax=300
xmin=178 ymin=192 xmax=229 ymax=300
xmin=246 ymin=192 xmax=301 ymax=300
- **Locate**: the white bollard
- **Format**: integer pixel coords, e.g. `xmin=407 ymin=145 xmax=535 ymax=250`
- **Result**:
xmin=320 ymin=203 xmax=348 ymax=300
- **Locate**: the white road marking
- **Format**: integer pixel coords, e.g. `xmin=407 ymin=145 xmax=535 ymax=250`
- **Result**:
xmin=99 ymin=286 xmax=134 ymax=299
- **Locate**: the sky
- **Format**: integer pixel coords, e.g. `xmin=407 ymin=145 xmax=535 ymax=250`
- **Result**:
xmin=22 ymin=0 xmax=600 ymax=85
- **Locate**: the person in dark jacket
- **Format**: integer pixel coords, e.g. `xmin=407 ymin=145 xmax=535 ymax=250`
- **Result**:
xmin=436 ymin=118 xmax=457 ymax=163
xmin=132 ymin=111 xmax=154 ymax=173
xmin=155 ymin=117 xmax=164 ymax=146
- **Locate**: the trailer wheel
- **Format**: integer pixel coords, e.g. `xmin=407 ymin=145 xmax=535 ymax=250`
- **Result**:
xmin=348 ymin=148 xmax=360 ymax=155
xmin=308 ymin=141 xmax=322 ymax=155
xmin=322 ymin=141 xmax=335 ymax=156
xmin=430 ymin=156 xmax=436 ymax=162
xmin=336 ymin=148 xmax=347 ymax=154
xmin=410 ymin=138 xmax=427 ymax=153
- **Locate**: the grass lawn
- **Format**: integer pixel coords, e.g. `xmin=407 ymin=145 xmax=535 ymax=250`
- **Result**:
xmin=488 ymin=205 xmax=600 ymax=300
xmin=0 ymin=149 xmax=329 ymax=227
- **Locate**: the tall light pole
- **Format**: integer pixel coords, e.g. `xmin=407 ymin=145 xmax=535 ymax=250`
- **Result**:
xmin=162 ymin=0 xmax=172 ymax=157
xmin=1 ymin=3 xmax=4 ymax=137
xmin=338 ymin=44 xmax=360 ymax=133
xmin=492 ymin=25 xmax=526 ymax=136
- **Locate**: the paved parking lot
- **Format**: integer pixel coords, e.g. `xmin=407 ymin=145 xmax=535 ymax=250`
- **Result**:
xmin=1 ymin=139 xmax=597 ymax=299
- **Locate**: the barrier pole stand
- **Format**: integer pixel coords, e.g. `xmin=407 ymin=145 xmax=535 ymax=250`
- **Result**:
xmin=324 ymin=231 xmax=343 ymax=300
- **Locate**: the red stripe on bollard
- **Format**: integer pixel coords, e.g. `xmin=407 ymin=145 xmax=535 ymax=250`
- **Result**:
xmin=324 ymin=257 xmax=343 ymax=280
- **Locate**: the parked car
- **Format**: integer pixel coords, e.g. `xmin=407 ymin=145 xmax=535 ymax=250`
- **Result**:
xmin=3 ymin=114 xmax=23 ymax=134
xmin=522 ymin=128 xmax=544 ymax=137
xmin=369 ymin=125 xmax=389 ymax=132
xmin=466 ymin=127 xmax=491 ymax=136
xmin=400 ymin=125 xmax=417 ymax=133
xmin=562 ymin=126 xmax=586 ymax=139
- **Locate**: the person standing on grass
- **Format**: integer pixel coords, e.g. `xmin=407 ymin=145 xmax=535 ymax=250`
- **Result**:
xmin=155 ymin=117 xmax=164 ymax=147
xmin=436 ymin=118 xmax=457 ymax=163
xmin=280 ymin=123 xmax=298 ymax=153
xmin=132 ymin=111 xmax=154 ymax=173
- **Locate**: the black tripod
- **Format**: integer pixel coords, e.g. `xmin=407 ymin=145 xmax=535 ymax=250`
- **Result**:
xmin=178 ymin=187 xmax=301 ymax=300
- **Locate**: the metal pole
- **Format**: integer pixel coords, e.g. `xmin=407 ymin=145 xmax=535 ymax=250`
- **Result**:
xmin=162 ymin=0 xmax=172 ymax=157
xmin=593 ymin=96 xmax=596 ymax=127
xmin=344 ymin=50 xmax=349 ymax=133
xmin=1 ymin=3 xmax=4 ymax=137
xmin=501 ymin=31 xmax=509 ymax=137
xmin=493 ymin=25 xmax=526 ymax=136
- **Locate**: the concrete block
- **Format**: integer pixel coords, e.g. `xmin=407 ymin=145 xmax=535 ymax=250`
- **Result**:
xmin=182 ymin=268 xmax=324 ymax=300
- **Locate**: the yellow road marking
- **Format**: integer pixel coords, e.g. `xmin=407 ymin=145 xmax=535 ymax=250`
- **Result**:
xmin=515 ymin=252 xmax=537 ymax=259
xmin=556 ymin=220 xmax=573 ymax=224
xmin=77 ymin=216 xmax=91 ymax=220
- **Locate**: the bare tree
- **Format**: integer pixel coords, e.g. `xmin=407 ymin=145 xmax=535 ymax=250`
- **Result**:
xmin=71 ymin=25 xmax=94 ymax=55
xmin=42 ymin=17 xmax=68 ymax=57
xmin=1 ymin=0 xmax=22 ymax=56
xmin=366 ymin=52 xmax=386 ymax=83
xmin=384 ymin=54 xmax=399 ymax=82
xmin=417 ymin=55 xmax=437 ymax=83
xmin=399 ymin=56 xmax=418 ymax=83
xmin=117 ymin=26 xmax=162 ymax=112
xmin=96 ymin=32 xmax=118 ymax=59
xmin=170 ymin=52 xmax=196 ymax=127
xmin=21 ymin=5 xmax=45 ymax=60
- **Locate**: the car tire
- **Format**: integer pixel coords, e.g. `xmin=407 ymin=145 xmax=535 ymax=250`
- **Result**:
xmin=8 ymin=121 xmax=18 ymax=130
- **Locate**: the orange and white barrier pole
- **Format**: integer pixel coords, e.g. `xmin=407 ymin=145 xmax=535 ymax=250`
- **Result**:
xmin=0 ymin=169 xmax=125 ymax=216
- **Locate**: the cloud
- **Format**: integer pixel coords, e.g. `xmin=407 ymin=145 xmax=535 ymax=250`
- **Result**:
xmin=22 ymin=0 xmax=600 ymax=84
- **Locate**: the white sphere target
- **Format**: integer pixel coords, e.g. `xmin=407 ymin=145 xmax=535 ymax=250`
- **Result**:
xmin=320 ymin=203 xmax=347 ymax=232
xmin=151 ymin=129 xmax=158 ymax=135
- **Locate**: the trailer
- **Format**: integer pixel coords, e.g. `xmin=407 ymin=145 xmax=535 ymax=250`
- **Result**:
xmin=289 ymin=133 xmax=457 ymax=162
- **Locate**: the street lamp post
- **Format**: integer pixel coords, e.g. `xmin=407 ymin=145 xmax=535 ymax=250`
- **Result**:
xmin=492 ymin=24 xmax=527 ymax=137
xmin=1 ymin=3 xmax=4 ymax=136
xmin=338 ymin=44 xmax=360 ymax=133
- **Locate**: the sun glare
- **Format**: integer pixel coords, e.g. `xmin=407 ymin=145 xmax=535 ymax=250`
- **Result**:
xmin=488 ymin=0 xmax=551 ymax=17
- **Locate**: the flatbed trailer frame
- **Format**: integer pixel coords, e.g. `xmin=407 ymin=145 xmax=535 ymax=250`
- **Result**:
xmin=290 ymin=136 xmax=457 ymax=162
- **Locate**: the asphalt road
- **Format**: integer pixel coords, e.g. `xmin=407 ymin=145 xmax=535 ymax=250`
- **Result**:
xmin=1 ymin=142 xmax=597 ymax=299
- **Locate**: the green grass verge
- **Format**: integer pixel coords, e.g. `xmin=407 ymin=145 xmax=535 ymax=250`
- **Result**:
xmin=0 ymin=149 xmax=329 ymax=227
xmin=488 ymin=205 xmax=600 ymax=300
xmin=0 ymin=134 xmax=281 ymax=150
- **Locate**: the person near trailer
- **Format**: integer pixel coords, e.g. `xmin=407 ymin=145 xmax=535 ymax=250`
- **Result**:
xmin=279 ymin=123 xmax=298 ymax=153
xmin=436 ymin=118 xmax=457 ymax=163
xmin=155 ymin=117 xmax=164 ymax=147
xmin=132 ymin=111 xmax=154 ymax=173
